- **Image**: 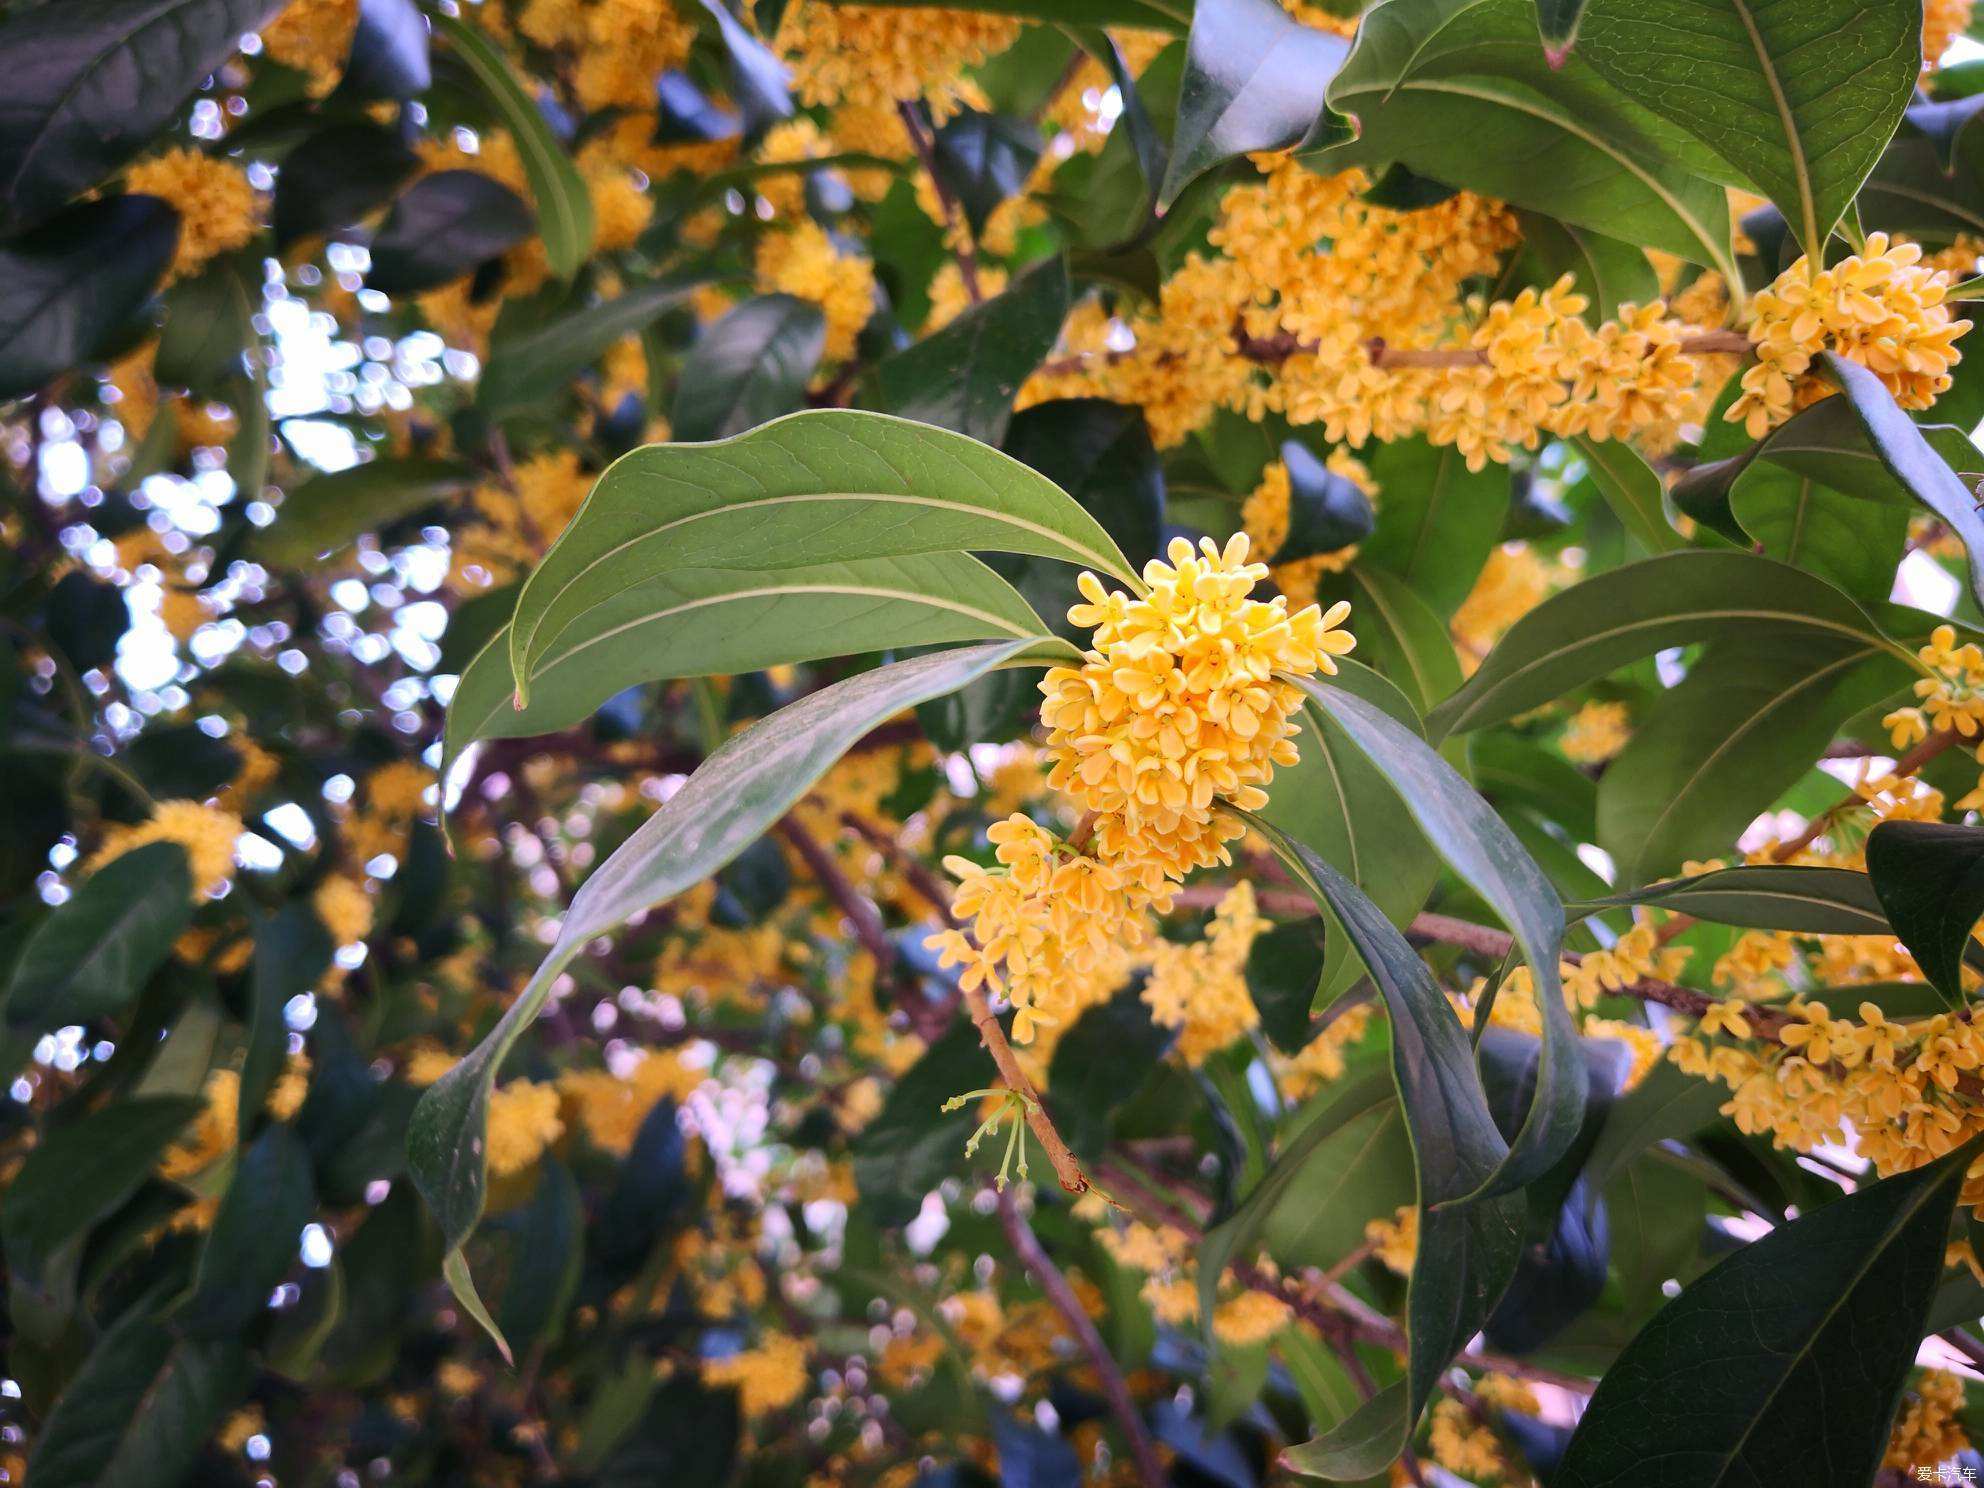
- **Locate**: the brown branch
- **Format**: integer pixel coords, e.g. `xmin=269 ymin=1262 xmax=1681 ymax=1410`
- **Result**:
xmin=898 ymin=102 xmax=983 ymax=304
xmin=1364 ymin=328 xmax=1753 ymax=370
xmin=843 ymin=811 xmax=962 ymax=931
xmin=997 ymin=1188 xmax=1170 ymax=1487
xmin=963 ymin=979 xmax=1092 ymax=1196
xmin=1769 ymin=728 xmax=1962 ymax=862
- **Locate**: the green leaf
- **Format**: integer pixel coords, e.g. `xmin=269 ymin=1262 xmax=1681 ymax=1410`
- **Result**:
xmin=1595 ymin=629 xmax=1912 ymax=883
xmin=1360 ymin=437 xmax=1509 ymax=617
xmin=1319 ymin=567 xmax=1460 ymax=717
xmin=27 ymin=1301 xmax=250 ymax=1488
xmin=478 ymin=274 xmax=703 ymax=418
xmin=1865 ymin=821 xmax=1984 ymax=1004
xmin=1575 ymin=863 xmax=1894 ymax=936
xmin=1513 ymin=216 xmax=1660 ymax=322
xmin=873 ymin=255 xmax=1070 ymax=446
xmin=249 ymin=458 xmax=476 ymax=567
xmin=505 ymin=408 xmax=1138 ymax=699
xmin=365 ymin=169 xmax=534 ymax=294
xmin=1249 ymin=829 xmax=1523 ymax=1479
xmin=1730 ymin=463 xmax=1911 ymax=603
xmin=1428 ymin=550 xmax=1906 ymax=738
xmin=1535 ymin=0 xmax=1587 ymax=53
xmin=1579 ymin=1059 xmax=1729 ymax=1196
xmin=0 ymin=0 xmax=284 ymax=230
xmin=2 ymin=841 xmax=191 ymax=1046
xmin=1299 ymin=677 xmax=1581 ymax=1198
xmin=1001 ymin=398 xmax=1167 ymax=571
xmin=443 ymin=552 xmax=1052 ymax=767
xmin=0 ymin=195 xmax=178 ymax=401
xmin=182 ymin=1123 xmax=316 ymax=1337
xmin=1045 ymin=991 xmax=1173 ymax=1160
xmin=670 ymin=294 xmax=826 ymax=442
xmin=497 ymin=1160 xmax=585 ymax=1358
xmin=1820 ymin=351 xmax=1984 ymax=614
xmin=1860 ymin=131 xmax=1984 ymax=248
xmin=410 ymin=640 xmax=1051 ymax=1333
xmin=1275 ymin=440 xmax=1375 ymax=562
xmin=1318 ymin=0 xmax=1738 ymax=279
xmin=433 ymin=12 xmax=595 ymax=278
xmin=1570 ymin=438 xmax=1683 ymax=555
xmin=1160 ymin=0 xmax=1350 ymax=208
xmin=3 ymin=1095 xmax=200 ymax=1294
xmin=272 ymin=121 xmax=420 ymax=248
xmin=931 ymin=110 xmax=1042 ymax=237
xmin=239 ymin=903 xmax=334 ymax=1131
xmin=1556 ymin=1142 xmax=1975 ymax=1488
xmin=154 ymin=256 xmax=253 ymax=393
xmin=852 ymin=1023 xmax=989 ymax=1227
xmin=1578 ymin=0 xmax=1920 ymax=256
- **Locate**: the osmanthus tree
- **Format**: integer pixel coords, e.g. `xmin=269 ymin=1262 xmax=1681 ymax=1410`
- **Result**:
xmin=21 ymin=0 xmax=1984 ymax=1486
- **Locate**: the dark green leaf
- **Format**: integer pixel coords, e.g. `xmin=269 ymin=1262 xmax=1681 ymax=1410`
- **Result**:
xmin=1575 ymin=863 xmax=1893 ymax=936
xmin=1556 ymin=1143 xmax=1974 ymax=1488
xmin=873 ymin=255 xmax=1070 ymax=445
xmin=365 ymin=170 xmax=533 ymax=294
xmin=852 ymin=1022 xmax=987 ymax=1227
xmin=239 ymin=902 xmax=333 ymax=1131
xmin=1535 ymin=0 xmax=1586 ymax=52
xmin=1319 ymin=567 xmax=1461 ymax=717
xmin=1360 ymin=436 xmax=1509 ymax=617
xmin=272 ymin=122 xmax=420 ymax=248
xmin=1045 ymin=992 xmax=1172 ymax=1160
xmin=345 ymin=0 xmax=431 ymax=98
xmin=1571 ymin=437 xmax=1683 ymax=555
xmin=1865 ymin=821 xmax=1984 ymax=1004
xmin=1514 ymin=215 xmax=1660 ymax=322
xmin=1161 ymin=0 xmax=1349 ymax=208
xmin=154 ymin=256 xmax=253 ymax=392
xmin=671 ymin=294 xmax=826 ymax=442
xmin=182 ymin=1123 xmax=315 ymax=1336
xmin=27 ymin=1301 xmax=250 ymax=1488
xmin=1245 ymin=918 xmax=1330 ymax=1054
xmin=0 ymin=194 xmax=178 ymax=401
xmin=249 ymin=457 xmax=476 ymax=566
xmin=45 ymin=569 xmax=133 ymax=673
xmin=0 ymin=0 xmax=283 ymax=230
xmin=478 ymin=274 xmax=703 ymax=417
xmin=497 ymin=1159 xmax=583 ymax=1356
xmin=1578 ymin=0 xmax=1920 ymax=255
xmin=1580 ymin=1059 xmax=1729 ymax=1195
xmin=1275 ymin=439 xmax=1374 ymax=561
xmin=931 ymin=110 xmax=1042 ymax=237
xmin=1000 ymin=398 xmax=1167 ymax=570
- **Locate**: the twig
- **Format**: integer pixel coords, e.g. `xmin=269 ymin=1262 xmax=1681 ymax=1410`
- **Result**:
xmin=897 ymin=102 xmax=983 ymax=304
xmin=997 ymin=1188 xmax=1170 ymax=1487
xmin=1769 ymin=728 xmax=1962 ymax=861
xmin=962 ymin=979 xmax=1092 ymax=1195
xmin=1364 ymin=329 xmax=1752 ymax=371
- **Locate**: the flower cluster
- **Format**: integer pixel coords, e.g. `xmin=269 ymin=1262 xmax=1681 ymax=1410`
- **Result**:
xmin=770 ymin=2 xmax=1020 ymax=116
xmin=87 ymin=799 xmax=242 ymax=900
xmin=124 ymin=148 xmax=259 ymax=281
xmin=1729 ymin=234 xmax=1971 ymax=436
xmin=1886 ymin=624 xmax=1984 ymax=748
xmin=1141 ymin=882 xmax=1265 ymax=1065
xmin=704 ymin=1334 xmax=811 ymax=1416
xmin=1561 ymin=699 xmax=1632 ymax=764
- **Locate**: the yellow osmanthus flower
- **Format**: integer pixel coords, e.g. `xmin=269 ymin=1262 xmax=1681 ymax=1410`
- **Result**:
xmin=705 ymin=1334 xmax=811 ymax=1416
xmin=1141 ymin=882 xmax=1266 ymax=1066
xmin=772 ymin=3 xmax=1020 ymax=117
xmin=1428 ymin=1398 xmax=1509 ymax=1480
xmin=88 ymin=800 xmax=242 ymax=900
xmin=1211 ymin=1288 xmax=1291 ymax=1346
xmin=125 ymin=149 xmax=260 ymax=282
xmin=1271 ymin=1004 xmax=1375 ymax=1099
xmin=1925 ymin=0 xmax=1975 ymax=70
xmin=267 ymin=1053 xmax=312 ymax=1121
xmin=1041 ymin=535 xmax=1354 ymax=901
xmin=558 ymin=1052 xmax=702 ymax=1155
xmin=455 ymin=448 xmax=594 ymax=587
xmin=927 ymin=815 xmax=1143 ymax=1042
xmin=925 ymin=261 xmax=1007 ymax=332
xmin=753 ymin=222 xmax=877 ymax=362
xmin=1452 ymin=543 xmax=1557 ymax=663
xmin=1561 ymin=699 xmax=1631 ymax=764
xmin=158 ymin=1069 xmax=241 ymax=1180
xmin=1885 ymin=1368 xmax=1971 ymax=1469
xmin=260 ymin=0 xmax=360 ymax=92
xmin=1887 ymin=624 xmax=1984 ymax=747
xmin=1365 ymin=1205 xmax=1417 ymax=1275
xmin=1728 ymin=233 xmax=1970 ymax=437
xmin=313 ymin=874 xmax=374 ymax=948
xmin=486 ymin=1079 xmax=564 ymax=1177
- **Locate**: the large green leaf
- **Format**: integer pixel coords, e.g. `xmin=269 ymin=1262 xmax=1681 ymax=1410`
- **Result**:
xmin=249 ymin=458 xmax=476 ymax=566
xmin=1579 ymin=0 xmax=1920 ymax=256
xmin=1319 ymin=567 xmax=1461 ymax=717
xmin=1317 ymin=0 xmax=1738 ymax=278
xmin=1 ymin=841 xmax=191 ymax=1049
xmin=497 ymin=1160 xmax=585 ymax=1358
xmin=182 ymin=1123 xmax=316 ymax=1336
xmin=1000 ymin=398 xmax=1166 ymax=571
xmin=365 ymin=170 xmax=535 ymax=295
xmin=1578 ymin=1060 xmax=1728 ymax=1196
xmin=1360 ymin=437 xmax=1509 ymax=618
xmin=154 ymin=256 xmax=254 ymax=393
xmin=410 ymin=640 xmax=1055 ymax=1345
xmin=272 ymin=121 xmax=420 ymax=249
xmin=505 ymin=408 xmax=1138 ymax=697
xmin=0 ymin=195 xmax=178 ymax=401
xmin=1596 ymin=628 xmax=1912 ymax=883
xmin=1298 ymin=678 xmax=1580 ymax=1197
xmin=478 ymin=275 xmax=703 ymax=417
xmin=671 ymin=294 xmax=826 ymax=442
xmin=442 ymin=552 xmax=1051 ymax=768
xmin=1574 ymin=863 xmax=1893 ymax=936
xmin=1571 ymin=438 xmax=1683 ymax=555
xmin=872 ymin=256 xmax=1070 ymax=446
xmin=1865 ymin=821 xmax=1984 ymax=1005
xmin=1428 ymin=550 xmax=1907 ymax=738
xmin=240 ymin=902 xmax=334 ymax=1131
xmin=432 ymin=12 xmax=594 ymax=278
xmin=1860 ymin=131 xmax=1984 ymax=248
xmin=28 ymin=1301 xmax=251 ymax=1488
xmin=0 ymin=0 xmax=283 ymax=230
xmin=1514 ymin=216 xmax=1660 ymax=322
xmin=1730 ymin=463 xmax=1911 ymax=602
xmin=1159 ymin=0 xmax=1350 ymax=208
xmin=1556 ymin=1143 xmax=1974 ymax=1488
xmin=1250 ymin=832 xmax=1522 ymax=1480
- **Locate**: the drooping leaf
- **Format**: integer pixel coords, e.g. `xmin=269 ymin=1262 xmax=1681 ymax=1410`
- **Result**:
xmin=1317 ymin=0 xmax=1738 ymax=278
xmin=27 ymin=1300 xmax=251 ymax=1488
xmin=873 ymin=255 xmax=1070 ymax=445
xmin=1865 ymin=821 xmax=1984 ymax=1005
xmin=1300 ymin=677 xmax=1583 ymax=1201
xmin=1045 ymin=991 xmax=1174 ymax=1161
xmin=1578 ymin=0 xmax=1920 ymax=256
xmin=0 ymin=194 xmax=178 ymax=401
xmin=433 ymin=12 xmax=595 ymax=277
xmin=1428 ymin=550 xmax=1907 ymax=738
xmin=442 ymin=552 xmax=1052 ymax=768
xmin=504 ymin=407 xmax=1138 ymax=698
xmin=1556 ymin=1143 xmax=1975 ymax=1488
xmin=364 ymin=170 xmax=534 ymax=294
xmin=154 ymin=256 xmax=254 ymax=392
xmin=239 ymin=902 xmax=334 ymax=1132
xmin=410 ymin=640 xmax=1055 ymax=1340
xmin=1160 ymin=0 xmax=1350 ymax=208
xmin=182 ymin=1123 xmax=316 ymax=1336
xmin=478 ymin=275 xmax=704 ymax=417
xmin=671 ymin=294 xmax=826 ymax=441
xmin=1249 ymin=829 xmax=1523 ymax=1479
xmin=498 ymin=1159 xmax=585 ymax=1356
xmin=249 ymin=458 xmax=476 ymax=566
xmin=272 ymin=121 xmax=420 ymax=248
xmin=0 ymin=0 xmax=284 ymax=230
